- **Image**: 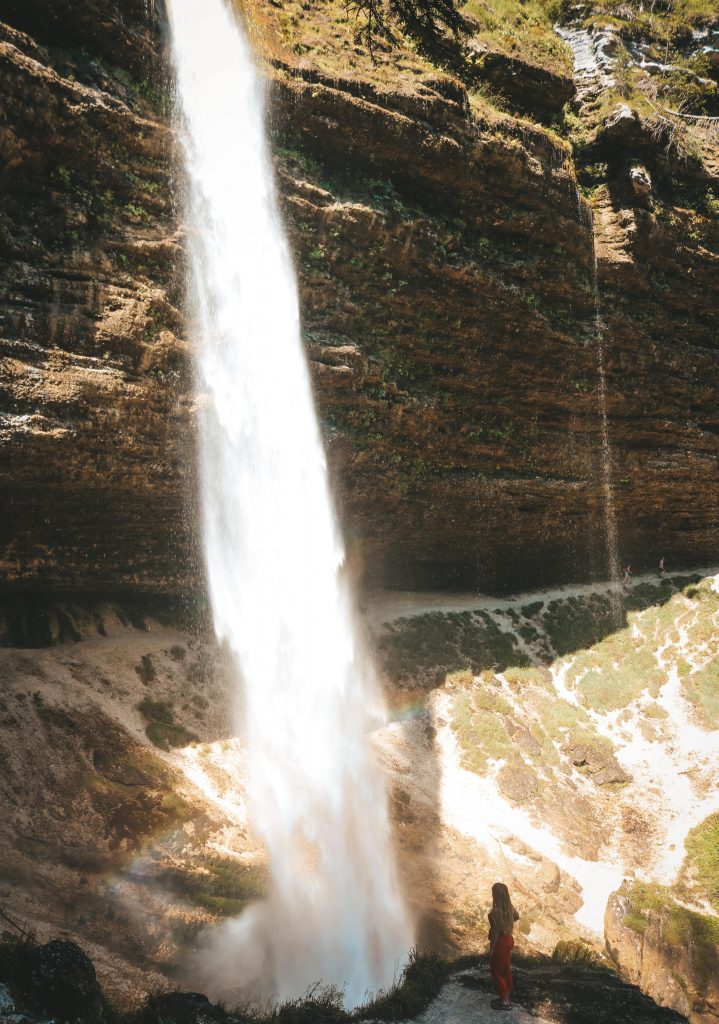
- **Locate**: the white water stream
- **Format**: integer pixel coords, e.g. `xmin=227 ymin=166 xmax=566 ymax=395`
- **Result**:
xmin=167 ymin=0 xmax=410 ymax=1004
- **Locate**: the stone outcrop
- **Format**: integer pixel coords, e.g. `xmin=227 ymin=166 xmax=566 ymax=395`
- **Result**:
xmin=463 ymin=39 xmax=576 ymax=117
xmin=0 ymin=0 xmax=717 ymax=597
xmin=606 ymin=883 xmax=719 ymax=1023
xmin=563 ymin=737 xmax=630 ymax=786
xmin=0 ymin=939 xmax=114 ymax=1024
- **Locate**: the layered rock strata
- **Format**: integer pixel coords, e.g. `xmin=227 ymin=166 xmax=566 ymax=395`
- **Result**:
xmin=0 ymin=0 xmax=718 ymax=595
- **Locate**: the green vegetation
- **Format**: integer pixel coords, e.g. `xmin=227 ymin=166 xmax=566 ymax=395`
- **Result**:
xmin=378 ymin=609 xmax=529 ymax=683
xmin=541 ymin=594 xmax=618 ymax=657
xmin=255 ymin=949 xmax=452 ymax=1023
xmin=503 ymin=665 xmax=551 ymax=690
xmin=162 ymin=857 xmax=268 ymax=917
xmin=383 ymin=574 xmax=716 ymax=786
xmin=566 ymin=0 xmax=719 ymax=46
xmin=137 ymin=698 xmax=198 ymax=751
xmin=683 ymin=657 xmax=719 ymax=729
xmin=536 ymin=698 xmax=591 ymax=741
xmin=345 ymin=0 xmax=467 ymax=53
xmin=451 ymin=688 xmax=512 ymax=770
xmin=153 ymin=947 xmax=449 ymax=1024
xmin=552 ymin=939 xmax=609 ymax=969
xmin=683 ymin=813 xmax=719 ymax=912
xmin=574 ymin=645 xmax=664 ymax=713
xmin=462 ymin=0 xmax=572 ymax=76
xmin=354 ymin=949 xmax=451 ymax=1021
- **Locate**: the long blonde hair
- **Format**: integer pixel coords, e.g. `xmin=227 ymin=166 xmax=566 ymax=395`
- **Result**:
xmin=491 ymin=882 xmax=516 ymax=937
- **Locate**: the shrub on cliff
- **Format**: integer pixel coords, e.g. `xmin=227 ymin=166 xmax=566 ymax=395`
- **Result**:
xmin=344 ymin=0 xmax=467 ymax=52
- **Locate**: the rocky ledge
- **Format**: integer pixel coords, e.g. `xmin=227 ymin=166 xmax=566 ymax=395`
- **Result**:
xmin=0 ymin=939 xmax=691 ymax=1024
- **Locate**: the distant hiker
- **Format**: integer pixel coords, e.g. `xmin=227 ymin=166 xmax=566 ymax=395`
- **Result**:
xmin=622 ymin=565 xmax=632 ymax=584
xmin=488 ymin=882 xmax=520 ymax=1011
xmin=658 ymin=557 xmax=665 ymax=578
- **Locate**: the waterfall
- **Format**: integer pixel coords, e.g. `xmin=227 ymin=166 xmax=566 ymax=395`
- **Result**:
xmin=587 ymin=219 xmax=622 ymax=612
xmin=562 ymin=29 xmax=622 ymax=608
xmin=575 ymin=199 xmax=622 ymax=613
xmin=166 ymin=0 xmax=411 ymax=1005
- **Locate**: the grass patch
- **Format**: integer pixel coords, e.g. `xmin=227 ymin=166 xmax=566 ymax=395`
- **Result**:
xmin=575 ymin=645 xmax=664 ymax=712
xmin=246 ymin=949 xmax=451 ymax=1023
xmin=451 ymin=691 xmax=512 ymax=771
xmin=462 ymin=0 xmax=573 ymax=77
xmin=624 ymin=911 xmax=649 ymax=934
xmin=536 ymin=698 xmax=591 ymax=741
xmin=682 ymin=657 xmax=719 ymax=729
xmin=683 ymin=813 xmax=719 ymax=912
xmin=161 ymin=857 xmax=268 ymax=918
xmin=552 ymin=940 xmax=609 ymax=969
xmin=504 ymin=665 xmax=552 ymax=690
xmin=445 ymin=668 xmax=475 ymax=688
xmin=357 ymin=949 xmax=450 ymax=1021
xmin=643 ymin=701 xmax=668 ymax=720
xmin=137 ymin=698 xmax=198 ymax=751
xmin=556 ymin=621 xmax=666 ymax=713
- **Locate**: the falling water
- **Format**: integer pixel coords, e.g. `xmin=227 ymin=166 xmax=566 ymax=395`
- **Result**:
xmin=561 ymin=28 xmax=622 ymax=609
xmin=167 ymin=0 xmax=411 ymax=1005
xmin=581 ymin=204 xmax=622 ymax=615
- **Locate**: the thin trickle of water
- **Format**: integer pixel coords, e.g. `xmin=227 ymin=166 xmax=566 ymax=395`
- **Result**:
xmin=560 ymin=21 xmax=622 ymax=606
xmin=167 ymin=0 xmax=411 ymax=1005
xmin=580 ymin=203 xmax=622 ymax=612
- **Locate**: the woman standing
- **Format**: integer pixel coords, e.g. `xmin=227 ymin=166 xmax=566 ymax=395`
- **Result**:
xmin=488 ymin=882 xmax=519 ymax=1010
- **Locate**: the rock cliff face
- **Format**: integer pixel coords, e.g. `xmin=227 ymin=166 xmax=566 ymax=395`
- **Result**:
xmin=0 ymin=1 xmax=191 ymax=595
xmin=606 ymin=883 xmax=719 ymax=1024
xmin=0 ymin=0 xmax=717 ymax=597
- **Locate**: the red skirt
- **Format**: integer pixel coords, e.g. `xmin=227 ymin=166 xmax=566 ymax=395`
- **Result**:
xmin=490 ymin=933 xmax=514 ymax=1000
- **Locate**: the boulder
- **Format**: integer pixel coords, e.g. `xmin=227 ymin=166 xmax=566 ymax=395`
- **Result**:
xmin=134 ymin=993 xmax=235 ymax=1024
xmin=0 ymin=984 xmax=15 ymax=1016
xmin=629 ymin=164 xmax=653 ymax=206
xmin=497 ymin=762 xmax=538 ymax=803
xmin=564 ymin=739 xmax=630 ymax=785
xmin=31 ymin=940 xmax=113 ymax=1024
xmin=0 ymin=940 xmax=113 ymax=1024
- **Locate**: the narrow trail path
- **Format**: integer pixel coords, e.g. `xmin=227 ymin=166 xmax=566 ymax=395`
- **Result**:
xmin=365 ymin=567 xmax=718 ymax=626
xmin=401 ymin=971 xmax=540 ymax=1024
